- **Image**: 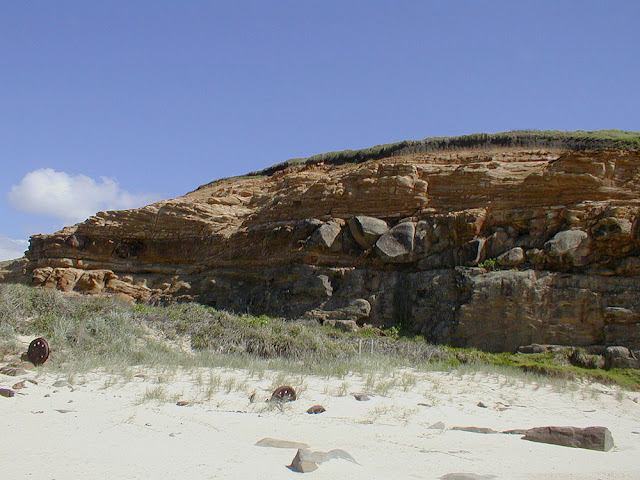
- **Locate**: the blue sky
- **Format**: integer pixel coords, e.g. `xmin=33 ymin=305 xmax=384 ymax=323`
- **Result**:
xmin=1 ymin=1 xmax=638 ymax=260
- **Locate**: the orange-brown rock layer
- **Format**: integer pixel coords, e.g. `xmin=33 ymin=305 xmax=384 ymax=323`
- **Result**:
xmin=12 ymin=148 xmax=640 ymax=351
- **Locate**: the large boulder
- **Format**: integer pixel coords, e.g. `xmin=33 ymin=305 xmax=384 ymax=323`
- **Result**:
xmin=497 ymin=247 xmax=525 ymax=267
xmin=348 ymin=216 xmax=388 ymax=249
xmin=375 ymin=222 xmax=415 ymax=262
xmin=604 ymin=346 xmax=640 ymax=369
xmin=308 ymin=221 xmax=343 ymax=251
xmin=544 ymin=229 xmax=590 ymax=266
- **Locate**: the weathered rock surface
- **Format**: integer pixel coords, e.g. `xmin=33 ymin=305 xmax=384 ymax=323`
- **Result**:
xmin=4 ymin=146 xmax=640 ymax=352
xmin=523 ymin=426 xmax=614 ymax=452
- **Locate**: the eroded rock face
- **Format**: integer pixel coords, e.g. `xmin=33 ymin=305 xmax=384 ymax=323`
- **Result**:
xmin=10 ymin=148 xmax=640 ymax=351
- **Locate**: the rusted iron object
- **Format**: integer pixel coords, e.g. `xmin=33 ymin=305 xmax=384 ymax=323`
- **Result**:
xmin=306 ymin=404 xmax=326 ymax=414
xmin=270 ymin=385 xmax=296 ymax=402
xmin=27 ymin=337 xmax=50 ymax=366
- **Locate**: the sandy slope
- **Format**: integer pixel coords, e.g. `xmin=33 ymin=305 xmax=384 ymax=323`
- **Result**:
xmin=1 ymin=364 xmax=639 ymax=480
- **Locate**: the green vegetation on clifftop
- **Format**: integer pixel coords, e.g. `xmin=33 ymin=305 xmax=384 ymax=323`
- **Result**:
xmin=198 ymin=129 xmax=639 ymax=190
xmin=249 ymin=129 xmax=640 ymax=176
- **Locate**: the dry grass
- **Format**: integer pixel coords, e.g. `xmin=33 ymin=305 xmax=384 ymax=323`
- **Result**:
xmin=1 ymin=284 xmax=638 ymax=392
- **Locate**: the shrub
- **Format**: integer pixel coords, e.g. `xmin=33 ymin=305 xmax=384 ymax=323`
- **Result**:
xmin=478 ymin=258 xmax=497 ymax=271
xmin=568 ymin=348 xmax=605 ymax=370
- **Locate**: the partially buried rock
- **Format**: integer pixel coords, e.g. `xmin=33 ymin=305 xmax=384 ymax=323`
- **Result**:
xmin=290 ymin=449 xmax=319 ymax=473
xmin=352 ymin=393 xmax=371 ymax=401
xmin=255 ymin=438 xmax=309 ymax=449
xmin=289 ymin=448 xmax=357 ymax=473
xmin=451 ymin=426 xmax=498 ymax=434
xmin=0 ymin=366 xmax=29 ymax=377
xmin=0 ymin=388 xmax=16 ymax=398
xmin=428 ymin=421 xmax=446 ymax=430
xmin=523 ymin=426 xmax=614 ymax=452
xmin=306 ymin=404 xmax=326 ymax=414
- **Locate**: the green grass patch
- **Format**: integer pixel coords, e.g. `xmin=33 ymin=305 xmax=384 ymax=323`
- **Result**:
xmin=439 ymin=346 xmax=640 ymax=390
xmin=1 ymin=284 xmax=638 ymax=390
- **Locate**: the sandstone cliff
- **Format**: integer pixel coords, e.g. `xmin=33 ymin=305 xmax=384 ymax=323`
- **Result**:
xmin=8 ymin=132 xmax=640 ymax=352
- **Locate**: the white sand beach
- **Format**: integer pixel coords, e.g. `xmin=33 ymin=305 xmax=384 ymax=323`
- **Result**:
xmin=2 ymin=362 xmax=639 ymax=480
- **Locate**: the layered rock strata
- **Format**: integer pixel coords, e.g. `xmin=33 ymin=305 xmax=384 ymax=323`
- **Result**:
xmin=14 ymin=148 xmax=640 ymax=351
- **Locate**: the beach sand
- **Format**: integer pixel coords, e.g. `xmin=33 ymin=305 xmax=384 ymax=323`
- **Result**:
xmin=2 ymin=363 xmax=639 ymax=479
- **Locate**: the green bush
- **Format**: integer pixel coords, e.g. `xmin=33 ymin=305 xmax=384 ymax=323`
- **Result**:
xmin=478 ymin=258 xmax=497 ymax=271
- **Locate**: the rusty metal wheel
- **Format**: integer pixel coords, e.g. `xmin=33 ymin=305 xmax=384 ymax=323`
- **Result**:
xmin=271 ymin=385 xmax=296 ymax=402
xmin=27 ymin=337 xmax=50 ymax=366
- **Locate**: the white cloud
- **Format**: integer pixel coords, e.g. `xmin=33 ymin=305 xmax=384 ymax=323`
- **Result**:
xmin=0 ymin=236 xmax=28 ymax=261
xmin=8 ymin=168 xmax=160 ymax=223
